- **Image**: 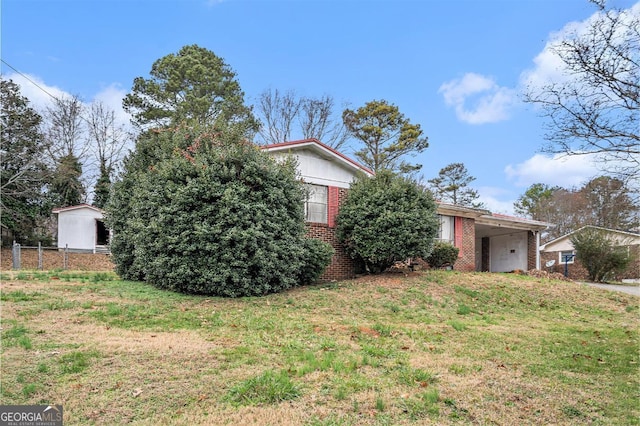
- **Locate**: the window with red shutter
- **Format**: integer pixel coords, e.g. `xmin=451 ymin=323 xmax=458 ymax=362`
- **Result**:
xmin=454 ymin=216 xmax=464 ymax=257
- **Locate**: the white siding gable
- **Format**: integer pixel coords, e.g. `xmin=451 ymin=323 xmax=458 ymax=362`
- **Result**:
xmin=271 ymin=148 xmax=361 ymax=189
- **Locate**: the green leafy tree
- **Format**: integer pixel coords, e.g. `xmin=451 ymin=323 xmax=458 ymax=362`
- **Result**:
xmin=570 ymin=227 xmax=633 ymax=282
xmin=0 ymin=78 xmax=51 ymax=243
xmin=514 ymin=183 xmax=560 ymax=221
xmin=342 ymin=100 xmax=428 ymax=173
xmin=106 ymin=125 xmax=332 ymax=296
xmin=516 ymin=177 xmax=639 ymax=242
xmin=336 ymin=170 xmax=439 ymax=273
xmin=428 ymin=163 xmax=484 ymax=208
xmin=123 ymin=44 xmax=258 ymax=131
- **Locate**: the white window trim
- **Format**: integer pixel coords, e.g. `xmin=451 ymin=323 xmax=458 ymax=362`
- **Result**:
xmin=304 ymin=184 xmax=328 ymax=224
xmin=559 ymin=250 xmax=576 ymax=264
xmin=437 ymin=215 xmax=455 ymax=244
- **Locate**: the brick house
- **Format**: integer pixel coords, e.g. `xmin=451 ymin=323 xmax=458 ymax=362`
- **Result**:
xmin=540 ymin=226 xmax=640 ymax=281
xmin=263 ymin=139 xmax=551 ymax=280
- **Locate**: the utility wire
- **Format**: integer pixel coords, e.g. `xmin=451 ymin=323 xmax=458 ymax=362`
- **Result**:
xmin=0 ymin=58 xmax=121 ymax=131
xmin=1 ymin=59 xmax=60 ymax=102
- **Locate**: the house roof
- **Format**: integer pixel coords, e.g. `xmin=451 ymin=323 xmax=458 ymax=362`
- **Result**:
xmin=261 ymin=138 xmax=374 ymax=176
xmin=52 ymin=204 xmax=104 ymax=214
xmin=479 ymin=212 xmax=552 ymax=231
xmin=436 ymin=203 xmax=551 ymax=232
xmin=540 ymin=225 xmax=640 ymax=250
xmin=436 ymin=202 xmax=490 ymax=219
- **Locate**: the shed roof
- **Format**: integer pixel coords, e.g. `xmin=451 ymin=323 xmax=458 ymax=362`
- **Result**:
xmin=52 ymin=204 xmax=104 ymax=214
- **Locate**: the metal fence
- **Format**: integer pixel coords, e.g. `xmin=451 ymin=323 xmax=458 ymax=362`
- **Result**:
xmin=10 ymin=242 xmax=98 ymax=270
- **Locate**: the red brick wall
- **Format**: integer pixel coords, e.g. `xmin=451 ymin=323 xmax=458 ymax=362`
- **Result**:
xmin=453 ymin=217 xmax=475 ymax=271
xmin=306 ymin=186 xmax=358 ymax=281
xmin=306 ymin=223 xmax=358 ymax=281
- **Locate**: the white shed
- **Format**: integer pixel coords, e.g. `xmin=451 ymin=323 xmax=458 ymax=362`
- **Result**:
xmin=52 ymin=204 xmax=109 ymax=252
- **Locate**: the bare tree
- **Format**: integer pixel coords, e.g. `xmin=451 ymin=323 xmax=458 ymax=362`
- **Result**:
xmin=255 ymin=88 xmax=350 ymax=150
xmin=86 ymin=101 xmax=129 ymax=176
xmin=256 ymin=89 xmax=301 ymax=145
xmin=43 ymin=94 xmax=88 ymax=205
xmin=44 ymin=94 xmax=88 ymax=161
xmin=300 ymin=95 xmax=349 ymax=151
xmin=86 ymin=101 xmax=131 ymax=207
xmin=524 ymin=2 xmax=639 ymax=182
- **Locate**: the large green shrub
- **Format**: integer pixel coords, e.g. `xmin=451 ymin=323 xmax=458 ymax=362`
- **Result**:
xmin=336 ymin=170 xmax=439 ymax=273
xmin=570 ymin=227 xmax=633 ymax=282
xmin=426 ymin=241 xmax=459 ymax=269
xmin=107 ymin=126 xmax=332 ymax=296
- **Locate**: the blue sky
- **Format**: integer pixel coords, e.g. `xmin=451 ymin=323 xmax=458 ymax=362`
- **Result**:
xmin=2 ymin=0 xmax=638 ymax=213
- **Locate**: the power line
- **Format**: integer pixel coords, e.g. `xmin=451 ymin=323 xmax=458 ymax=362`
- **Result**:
xmin=1 ymin=59 xmax=60 ymax=102
xmin=0 ymin=59 xmax=122 ymax=130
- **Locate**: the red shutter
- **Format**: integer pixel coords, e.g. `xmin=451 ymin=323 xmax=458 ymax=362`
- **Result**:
xmin=454 ymin=216 xmax=464 ymax=258
xmin=327 ymin=186 xmax=340 ymax=228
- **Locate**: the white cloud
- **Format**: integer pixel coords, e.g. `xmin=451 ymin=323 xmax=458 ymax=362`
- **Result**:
xmin=478 ymin=186 xmax=517 ymax=215
xmin=7 ymin=72 xmax=132 ymax=129
xmin=92 ymin=83 xmax=132 ymax=128
xmin=439 ymin=73 xmax=516 ymax=124
xmin=6 ymin=72 xmax=68 ymax=113
xmin=505 ymin=153 xmax=601 ymax=189
xmin=520 ymin=2 xmax=640 ymax=93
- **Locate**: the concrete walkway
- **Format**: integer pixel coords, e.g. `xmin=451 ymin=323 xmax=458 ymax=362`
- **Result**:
xmin=581 ymin=282 xmax=640 ymax=297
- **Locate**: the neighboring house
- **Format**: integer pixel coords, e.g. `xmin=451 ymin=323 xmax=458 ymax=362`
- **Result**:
xmin=52 ymin=204 xmax=110 ymax=253
xmin=263 ymin=139 xmax=551 ymax=280
xmin=540 ymin=226 xmax=640 ymax=281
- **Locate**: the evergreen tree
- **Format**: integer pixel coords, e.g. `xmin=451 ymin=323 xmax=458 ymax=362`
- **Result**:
xmin=428 ymin=163 xmax=484 ymax=208
xmin=50 ymin=154 xmax=84 ymax=207
xmin=0 ymin=78 xmax=51 ymax=243
xmin=123 ymin=44 xmax=258 ymax=131
xmin=342 ymin=100 xmax=428 ymax=174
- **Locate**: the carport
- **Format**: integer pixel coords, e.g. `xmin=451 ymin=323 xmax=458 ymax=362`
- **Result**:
xmin=474 ymin=214 xmax=550 ymax=272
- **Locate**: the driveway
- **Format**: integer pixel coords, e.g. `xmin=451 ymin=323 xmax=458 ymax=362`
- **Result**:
xmin=581 ymin=282 xmax=640 ymax=297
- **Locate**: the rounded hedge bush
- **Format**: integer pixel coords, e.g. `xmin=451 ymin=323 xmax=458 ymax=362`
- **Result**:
xmin=336 ymin=170 xmax=439 ymax=273
xmin=108 ymin=126 xmax=332 ymax=296
xmin=425 ymin=241 xmax=459 ymax=269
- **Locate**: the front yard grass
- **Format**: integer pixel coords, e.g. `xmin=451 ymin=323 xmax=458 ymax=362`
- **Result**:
xmin=1 ymin=270 xmax=638 ymax=425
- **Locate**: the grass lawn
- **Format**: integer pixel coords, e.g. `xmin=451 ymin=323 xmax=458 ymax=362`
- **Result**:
xmin=1 ymin=270 xmax=638 ymax=425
